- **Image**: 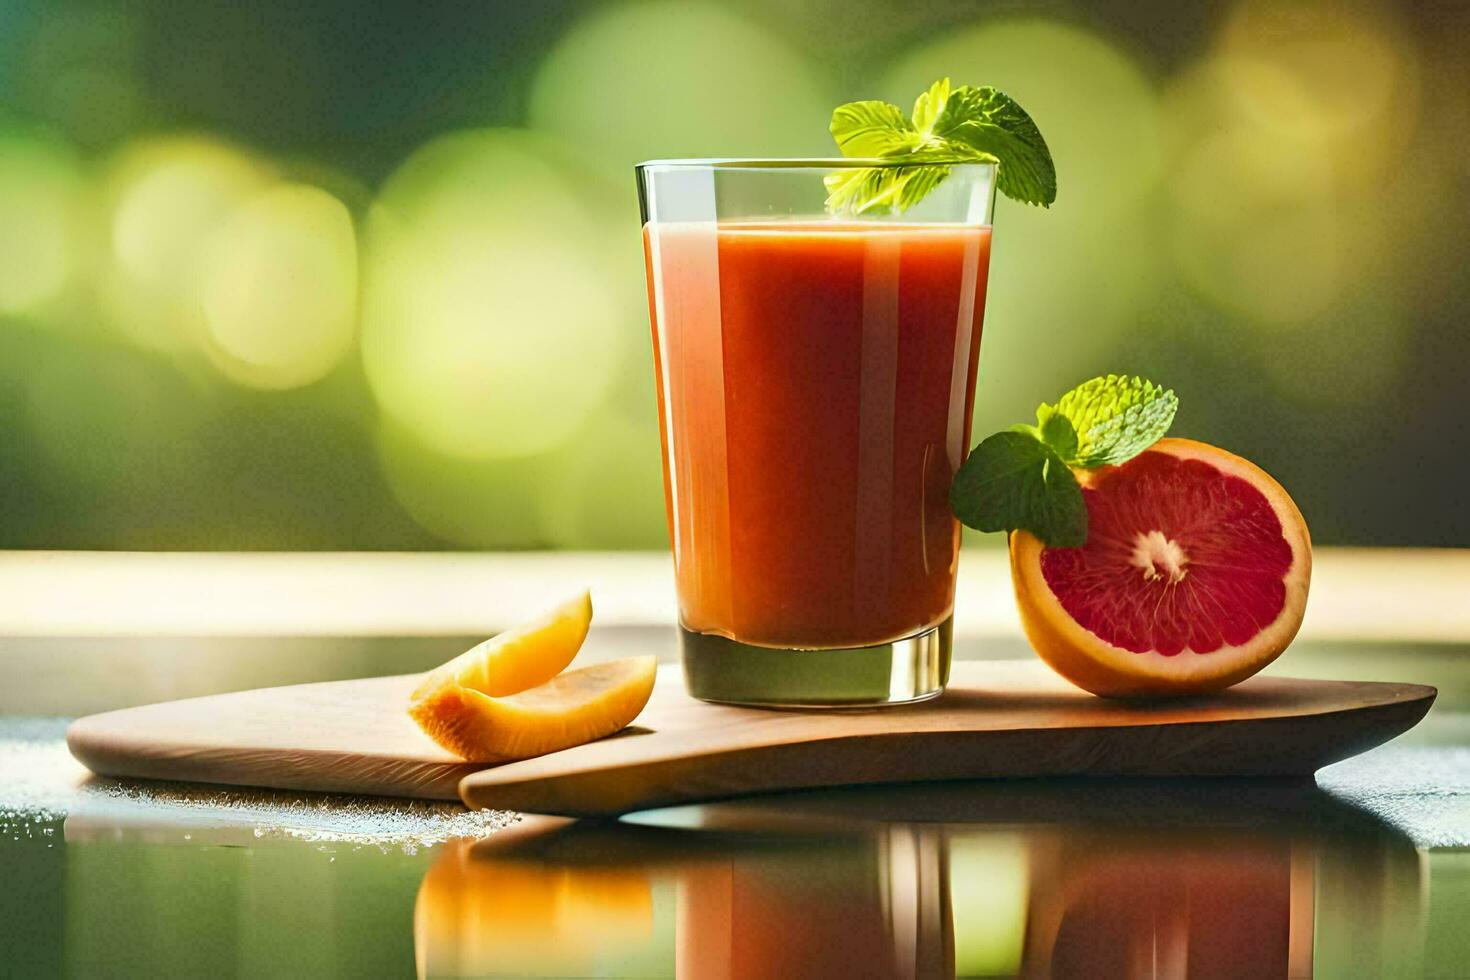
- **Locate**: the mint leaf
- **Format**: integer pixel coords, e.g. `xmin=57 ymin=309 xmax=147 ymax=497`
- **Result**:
xmin=1048 ymin=375 xmax=1178 ymax=468
xmin=949 ymin=373 xmax=1178 ymax=547
xmin=931 ymin=86 xmax=1056 ymax=208
xmin=1035 ymin=410 xmax=1079 ymax=462
xmin=829 ymin=100 xmax=919 ymax=157
xmin=1006 ymin=409 xmax=1077 ymax=459
xmin=826 ymin=78 xmax=1056 ymax=215
xmin=823 ymin=163 xmax=952 ymax=215
xmin=949 ymin=430 xmax=1087 ymax=548
xmin=910 ymin=78 xmax=951 ymax=137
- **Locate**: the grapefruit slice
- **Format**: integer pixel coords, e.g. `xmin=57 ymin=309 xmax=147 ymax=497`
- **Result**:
xmin=409 ymin=656 xmax=657 ymax=762
xmin=411 ymin=590 xmax=592 ymax=701
xmin=1010 ymin=438 xmax=1311 ymax=698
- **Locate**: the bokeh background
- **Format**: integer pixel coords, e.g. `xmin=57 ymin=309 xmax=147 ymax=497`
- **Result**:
xmin=0 ymin=0 xmax=1465 ymax=551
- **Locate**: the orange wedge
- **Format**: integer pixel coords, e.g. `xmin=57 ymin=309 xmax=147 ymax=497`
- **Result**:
xmin=410 ymin=656 xmax=657 ymax=762
xmin=411 ymin=590 xmax=592 ymax=701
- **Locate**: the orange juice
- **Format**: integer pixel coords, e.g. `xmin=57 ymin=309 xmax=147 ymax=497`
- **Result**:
xmin=644 ymin=221 xmax=991 ymax=649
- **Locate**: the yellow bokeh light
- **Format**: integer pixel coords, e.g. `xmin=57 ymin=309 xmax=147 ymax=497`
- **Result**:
xmin=103 ymin=136 xmax=273 ymax=350
xmin=881 ymin=19 xmax=1166 ymax=422
xmin=362 ymin=129 xmax=626 ymax=460
xmin=110 ymin=137 xmax=272 ymax=287
xmin=1158 ymin=1 xmax=1422 ymax=332
xmin=528 ymin=1 xmax=834 ymax=180
xmin=1219 ymin=0 xmax=1419 ymax=159
xmin=883 ymin=19 xmax=1164 ymax=208
xmin=1172 ymin=198 xmax=1341 ymax=326
xmin=380 ymin=406 xmax=671 ymax=554
xmin=1160 ymin=57 xmax=1329 ymax=191
xmin=198 ymin=182 xmax=358 ymax=389
xmin=376 ymin=422 xmax=555 ymax=549
xmin=0 ymin=135 xmax=86 ymax=316
xmin=1164 ymin=113 xmax=1340 ymax=324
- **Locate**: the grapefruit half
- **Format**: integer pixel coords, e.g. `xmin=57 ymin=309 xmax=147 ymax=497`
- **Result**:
xmin=1010 ymin=437 xmax=1311 ymax=698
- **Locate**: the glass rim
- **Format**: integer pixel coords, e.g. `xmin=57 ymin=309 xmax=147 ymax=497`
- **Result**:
xmin=636 ymin=157 xmax=998 ymax=171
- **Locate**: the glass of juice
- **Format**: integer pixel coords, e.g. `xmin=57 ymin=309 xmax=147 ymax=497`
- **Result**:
xmin=637 ymin=159 xmax=996 ymax=706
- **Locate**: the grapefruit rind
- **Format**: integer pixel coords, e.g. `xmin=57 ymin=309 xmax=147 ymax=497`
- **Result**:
xmin=411 ymin=590 xmax=593 ymax=701
xmin=409 ymin=656 xmax=657 ymax=762
xmin=1010 ymin=438 xmax=1311 ymax=698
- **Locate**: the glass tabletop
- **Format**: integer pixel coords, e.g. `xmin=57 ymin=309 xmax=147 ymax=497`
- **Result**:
xmin=2 ymin=639 xmax=1467 ymax=979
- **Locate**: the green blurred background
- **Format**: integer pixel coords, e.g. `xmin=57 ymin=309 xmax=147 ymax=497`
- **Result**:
xmin=0 ymin=0 xmax=1465 ymax=551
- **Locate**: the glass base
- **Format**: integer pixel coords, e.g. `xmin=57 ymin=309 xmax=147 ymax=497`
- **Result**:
xmin=680 ymin=617 xmax=952 ymax=708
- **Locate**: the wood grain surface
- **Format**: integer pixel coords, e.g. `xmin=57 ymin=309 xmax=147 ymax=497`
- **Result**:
xmin=68 ymin=674 xmax=477 ymax=800
xmin=67 ymin=661 xmax=1435 ymax=812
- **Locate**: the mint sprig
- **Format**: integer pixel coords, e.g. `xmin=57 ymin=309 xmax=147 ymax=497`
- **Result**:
xmin=950 ymin=375 xmax=1178 ymax=547
xmin=822 ymin=160 xmax=953 ymax=215
xmin=1045 ymin=375 xmax=1178 ymax=468
xmin=949 ymin=430 xmax=1088 ymax=547
xmin=830 ymin=100 xmax=921 ymax=157
xmin=826 ymin=78 xmax=1056 ymax=215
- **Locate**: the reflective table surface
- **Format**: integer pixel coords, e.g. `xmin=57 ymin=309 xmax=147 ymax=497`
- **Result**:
xmin=3 ymin=643 xmax=1467 ymax=979
xmin=2 ymin=550 xmax=1467 ymax=979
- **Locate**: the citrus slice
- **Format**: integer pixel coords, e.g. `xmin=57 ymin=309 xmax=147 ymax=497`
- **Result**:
xmin=1010 ymin=437 xmax=1311 ymax=698
xmin=409 ymin=656 xmax=657 ymax=762
xmin=411 ymin=590 xmax=592 ymax=701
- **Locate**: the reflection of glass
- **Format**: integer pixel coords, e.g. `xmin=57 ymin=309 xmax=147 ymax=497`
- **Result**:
xmin=677 ymin=823 xmax=952 ymax=978
xmin=414 ymin=781 xmax=1431 ymax=978
xmin=637 ymin=160 xmax=997 ymax=706
xmin=414 ymin=819 xmax=949 ymax=979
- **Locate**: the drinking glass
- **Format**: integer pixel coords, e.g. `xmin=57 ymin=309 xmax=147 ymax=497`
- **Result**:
xmin=637 ymin=159 xmax=997 ymax=706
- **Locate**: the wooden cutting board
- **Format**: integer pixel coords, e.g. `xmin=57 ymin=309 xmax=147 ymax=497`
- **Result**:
xmin=67 ymin=661 xmax=1435 ymax=815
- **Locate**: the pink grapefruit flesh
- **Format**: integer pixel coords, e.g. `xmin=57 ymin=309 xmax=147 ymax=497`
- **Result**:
xmin=1010 ymin=438 xmax=1311 ymax=698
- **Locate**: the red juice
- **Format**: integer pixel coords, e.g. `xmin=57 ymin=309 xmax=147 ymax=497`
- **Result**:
xmin=644 ymin=221 xmax=991 ymax=649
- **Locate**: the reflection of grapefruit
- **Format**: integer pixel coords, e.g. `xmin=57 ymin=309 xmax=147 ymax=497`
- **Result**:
xmin=1010 ymin=438 xmax=1310 ymax=698
xmin=1023 ymin=832 xmax=1294 ymax=977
